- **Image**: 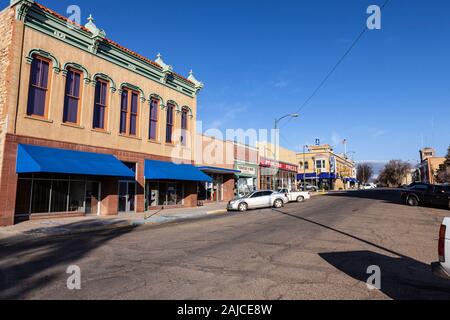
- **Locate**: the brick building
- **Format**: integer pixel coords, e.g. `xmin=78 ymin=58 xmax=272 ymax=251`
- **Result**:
xmin=0 ymin=1 xmax=210 ymax=226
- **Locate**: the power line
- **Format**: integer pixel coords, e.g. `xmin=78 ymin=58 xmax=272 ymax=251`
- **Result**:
xmin=281 ymin=0 xmax=392 ymax=130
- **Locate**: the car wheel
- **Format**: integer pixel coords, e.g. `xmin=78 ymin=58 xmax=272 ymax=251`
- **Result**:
xmin=273 ymin=199 xmax=283 ymax=208
xmin=407 ymin=196 xmax=419 ymax=207
xmin=238 ymin=203 xmax=248 ymax=212
xmin=297 ymin=196 xmax=305 ymax=203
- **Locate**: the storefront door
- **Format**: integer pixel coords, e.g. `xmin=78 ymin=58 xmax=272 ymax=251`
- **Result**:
xmin=118 ymin=181 xmax=136 ymax=213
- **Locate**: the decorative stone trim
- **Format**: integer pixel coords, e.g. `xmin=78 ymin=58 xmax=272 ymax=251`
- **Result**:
xmin=62 ymin=62 xmax=91 ymax=84
xmin=92 ymin=73 xmax=117 ymax=93
xmin=26 ymin=49 xmax=61 ymax=74
xmin=149 ymin=94 xmax=165 ymax=109
xmin=181 ymin=105 xmax=194 ymax=119
xmin=119 ymin=83 xmax=146 ymax=102
xmin=10 ymin=0 xmax=34 ymax=21
xmin=167 ymin=100 xmax=180 ymax=113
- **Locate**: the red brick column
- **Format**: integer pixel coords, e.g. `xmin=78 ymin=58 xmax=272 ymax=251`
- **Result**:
xmin=135 ymin=159 xmax=145 ymax=213
xmin=99 ymin=177 xmax=119 ymax=216
xmin=222 ymin=174 xmax=236 ymax=202
xmin=184 ymin=182 xmax=198 ymax=207
xmin=0 ymin=139 xmax=18 ymax=226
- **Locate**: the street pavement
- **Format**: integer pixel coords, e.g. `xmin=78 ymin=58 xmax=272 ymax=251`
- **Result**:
xmin=1 ymin=189 xmax=450 ymax=300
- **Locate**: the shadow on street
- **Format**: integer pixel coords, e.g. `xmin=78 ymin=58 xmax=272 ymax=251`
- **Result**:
xmin=319 ymin=250 xmax=450 ymax=300
xmin=273 ymin=207 xmax=450 ymax=299
xmin=0 ymin=222 xmax=137 ymax=300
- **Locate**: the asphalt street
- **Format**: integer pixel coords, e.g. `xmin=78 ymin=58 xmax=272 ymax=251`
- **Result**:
xmin=1 ymin=189 xmax=450 ymax=300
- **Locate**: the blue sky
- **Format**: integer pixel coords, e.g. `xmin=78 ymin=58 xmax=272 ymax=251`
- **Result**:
xmin=19 ymin=0 xmax=450 ymax=162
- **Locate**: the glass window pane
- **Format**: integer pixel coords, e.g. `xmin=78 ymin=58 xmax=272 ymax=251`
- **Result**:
xmin=69 ymin=181 xmax=85 ymax=212
xmin=130 ymin=114 xmax=137 ymax=135
xmin=15 ymin=179 xmax=32 ymax=215
xmin=131 ymin=93 xmax=138 ymax=113
xmin=31 ymin=180 xmax=51 ymax=214
xmin=63 ymin=96 xmax=78 ymax=123
xmin=51 ymin=180 xmax=69 ymax=212
xmin=27 ymin=87 xmax=46 ymax=116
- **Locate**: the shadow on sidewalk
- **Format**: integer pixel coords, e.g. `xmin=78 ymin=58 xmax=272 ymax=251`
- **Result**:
xmin=0 ymin=222 xmax=137 ymax=299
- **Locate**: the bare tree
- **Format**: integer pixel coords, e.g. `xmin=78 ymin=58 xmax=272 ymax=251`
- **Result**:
xmin=436 ymin=146 xmax=450 ymax=184
xmin=377 ymin=160 xmax=412 ymax=187
xmin=356 ymin=163 xmax=374 ymax=184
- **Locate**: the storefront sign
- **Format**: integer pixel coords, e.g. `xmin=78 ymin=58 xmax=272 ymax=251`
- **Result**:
xmin=260 ymin=158 xmax=298 ymax=173
xmin=236 ymin=164 xmax=257 ymax=176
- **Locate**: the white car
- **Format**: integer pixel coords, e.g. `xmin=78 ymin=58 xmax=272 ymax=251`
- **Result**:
xmin=278 ymin=188 xmax=311 ymax=203
xmin=361 ymin=183 xmax=377 ymax=190
xmin=227 ymin=190 xmax=289 ymax=212
xmin=432 ymin=217 xmax=450 ymax=279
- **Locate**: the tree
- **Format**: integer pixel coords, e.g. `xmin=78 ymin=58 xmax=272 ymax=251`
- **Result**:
xmin=436 ymin=146 xmax=450 ymax=184
xmin=357 ymin=163 xmax=374 ymax=184
xmin=377 ymin=160 xmax=412 ymax=187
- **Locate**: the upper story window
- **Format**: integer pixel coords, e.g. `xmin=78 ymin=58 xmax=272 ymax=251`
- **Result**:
xmin=149 ymin=98 xmax=159 ymax=141
xmin=27 ymin=55 xmax=51 ymax=118
xmin=63 ymin=68 xmax=83 ymax=124
xmin=166 ymin=103 xmax=174 ymax=144
xmin=316 ymin=160 xmax=326 ymax=170
xmin=120 ymin=88 xmax=139 ymax=136
xmin=181 ymin=107 xmax=189 ymax=146
xmin=93 ymin=78 xmax=109 ymax=130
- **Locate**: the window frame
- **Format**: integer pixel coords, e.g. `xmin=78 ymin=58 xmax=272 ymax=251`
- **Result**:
xmin=63 ymin=67 xmax=83 ymax=125
xmin=119 ymin=87 xmax=140 ymax=137
xmin=181 ymin=107 xmax=189 ymax=146
xmin=166 ymin=103 xmax=175 ymax=144
xmin=92 ymin=78 xmax=110 ymax=131
xmin=26 ymin=55 xmax=52 ymax=119
xmin=149 ymin=97 xmax=159 ymax=141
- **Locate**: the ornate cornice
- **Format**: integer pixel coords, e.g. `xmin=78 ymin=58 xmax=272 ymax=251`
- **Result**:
xmin=10 ymin=0 xmax=34 ymax=21
xmin=26 ymin=48 xmax=61 ymax=73
xmin=18 ymin=2 xmax=203 ymax=98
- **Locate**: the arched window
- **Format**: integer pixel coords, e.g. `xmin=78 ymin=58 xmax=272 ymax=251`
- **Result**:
xmin=120 ymin=87 xmax=140 ymax=136
xmin=181 ymin=107 xmax=189 ymax=146
xmin=27 ymin=55 xmax=51 ymax=118
xmin=149 ymin=97 xmax=159 ymax=141
xmin=165 ymin=103 xmax=174 ymax=143
xmin=93 ymin=78 xmax=109 ymax=130
xmin=63 ymin=68 xmax=83 ymax=124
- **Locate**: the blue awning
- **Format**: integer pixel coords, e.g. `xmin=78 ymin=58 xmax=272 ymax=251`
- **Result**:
xmin=198 ymin=166 xmax=241 ymax=174
xmin=297 ymin=173 xmax=317 ymax=180
xmin=16 ymin=144 xmax=135 ymax=177
xmin=145 ymin=160 xmax=212 ymax=182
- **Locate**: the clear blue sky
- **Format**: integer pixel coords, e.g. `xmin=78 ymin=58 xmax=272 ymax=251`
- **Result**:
xmin=21 ymin=0 xmax=450 ymax=162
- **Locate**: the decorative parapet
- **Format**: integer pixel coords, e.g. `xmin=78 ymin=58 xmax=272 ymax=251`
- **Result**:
xmin=188 ymin=70 xmax=204 ymax=93
xmin=10 ymin=0 xmax=34 ymax=21
xmin=15 ymin=2 xmax=203 ymax=98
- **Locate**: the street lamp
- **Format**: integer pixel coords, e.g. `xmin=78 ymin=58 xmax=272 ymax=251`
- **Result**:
xmin=274 ymin=113 xmax=300 ymax=131
xmin=272 ymin=113 xmax=299 ymax=190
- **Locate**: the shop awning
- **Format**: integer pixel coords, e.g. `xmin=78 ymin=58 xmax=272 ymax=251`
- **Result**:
xmin=197 ymin=166 xmax=241 ymax=175
xmin=145 ymin=160 xmax=212 ymax=182
xmin=16 ymin=144 xmax=135 ymax=177
xmin=297 ymin=173 xmax=317 ymax=180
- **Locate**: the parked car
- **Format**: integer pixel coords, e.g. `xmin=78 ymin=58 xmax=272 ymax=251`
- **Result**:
xmin=227 ymin=190 xmax=289 ymax=212
xmin=278 ymin=188 xmax=311 ymax=203
xmin=431 ymin=218 xmax=450 ymax=280
xmin=361 ymin=183 xmax=377 ymax=190
xmin=299 ymin=183 xmax=318 ymax=192
xmin=401 ymin=183 xmax=450 ymax=208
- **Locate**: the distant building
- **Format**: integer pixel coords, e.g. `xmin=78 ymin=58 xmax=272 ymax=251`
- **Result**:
xmin=418 ymin=148 xmax=445 ymax=184
xmin=297 ymin=144 xmax=356 ymax=191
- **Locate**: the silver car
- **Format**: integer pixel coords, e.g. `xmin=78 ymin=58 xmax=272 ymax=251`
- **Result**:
xmin=227 ymin=190 xmax=289 ymax=212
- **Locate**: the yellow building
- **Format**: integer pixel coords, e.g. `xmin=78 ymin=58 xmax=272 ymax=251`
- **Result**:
xmin=297 ymin=144 xmax=356 ymax=190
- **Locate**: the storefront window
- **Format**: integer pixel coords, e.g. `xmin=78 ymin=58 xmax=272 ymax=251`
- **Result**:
xmin=146 ymin=181 xmax=183 ymax=208
xmin=15 ymin=174 xmax=100 ymax=215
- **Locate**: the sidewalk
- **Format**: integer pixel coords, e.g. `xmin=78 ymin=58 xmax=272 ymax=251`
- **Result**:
xmin=0 ymin=202 xmax=228 ymax=246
